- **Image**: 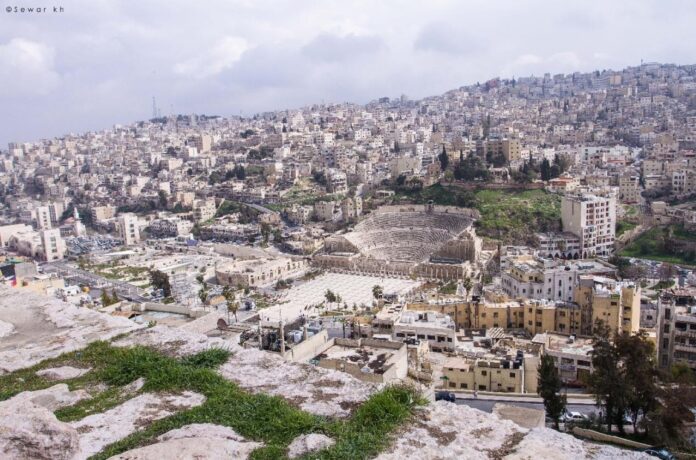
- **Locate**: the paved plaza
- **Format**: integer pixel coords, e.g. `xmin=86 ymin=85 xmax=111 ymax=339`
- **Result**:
xmin=260 ymin=273 xmax=420 ymax=323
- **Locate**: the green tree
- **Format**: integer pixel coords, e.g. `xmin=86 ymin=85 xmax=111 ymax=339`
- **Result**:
xmin=198 ymin=287 xmax=209 ymax=307
xmin=110 ymin=289 xmax=119 ymax=305
xmin=540 ymin=158 xmax=552 ymax=181
xmin=158 ymin=190 xmax=169 ymax=209
xmin=538 ymin=354 xmax=566 ymax=429
xmin=324 ymin=289 xmax=337 ymax=306
xmin=149 ymin=269 xmax=171 ymax=297
xmin=438 ymin=145 xmax=449 ymax=171
xmin=260 ymin=222 xmax=271 ymax=246
xmin=372 ymin=285 xmax=383 ymax=301
xmin=587 ymin=320 xmax=626 ymax=434
xmin=100 ymin=290 xmax=114 ymax=306
xmin=616 ymin=331 xmax=658 ymax=435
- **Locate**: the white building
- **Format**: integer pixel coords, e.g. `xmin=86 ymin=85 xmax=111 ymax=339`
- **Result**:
xmin=117 ymin=213 xmax=141 ymax=246
xmin=40 ymin=228 xmax=66 ymax=262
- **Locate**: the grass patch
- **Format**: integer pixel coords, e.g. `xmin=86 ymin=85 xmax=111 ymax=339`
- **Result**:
xmin=616 ymin=220 xmax=637 ymax=237
xmin=309 ymin=385 xmax=426 ymax=459
xmin=1 ymin=340 xmax=424 ymax=460
xmin=673 ymin=224 xmax=696 ymax=242
xmin=439 ymin=281 xmax=457 ymax=295
xmin=55 ymin=386 xmax=130 ymax=422
xmin=651 ymin=280 xmax=676 ymax=290
xmin=620 ymin=227 xmax=696 ymax=267
xmin=388 ymin=184 xmax=561 ymax=244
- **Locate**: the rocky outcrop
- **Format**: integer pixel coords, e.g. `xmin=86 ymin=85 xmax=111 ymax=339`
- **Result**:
xmin=287 ymin=433 xmax=335 ymax=458
xmin=0 ymin=385 xmax=87 ymax=460
xmin=71 ymin=391 xmax=206 ymax=460
xmin=106 ymin=423 xmax=262 ymax=460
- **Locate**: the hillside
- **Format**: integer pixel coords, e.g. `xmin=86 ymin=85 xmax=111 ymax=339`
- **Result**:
xmin=388 ymin=184 xmax=562 ymax=244
xmin=0 ymin=288 xmax=646 ymax=459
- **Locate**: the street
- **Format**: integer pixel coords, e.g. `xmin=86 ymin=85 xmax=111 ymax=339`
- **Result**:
xmin=456 ymin=397 xmax=599 ymax=417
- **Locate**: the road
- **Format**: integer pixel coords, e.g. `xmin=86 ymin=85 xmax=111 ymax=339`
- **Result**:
xmin=456 ymin=397 xmax=599 ymax=417
xmin=241 ymin=202 xmax=278 ymax=215
xmin=42 ymin=261 xmax=148 ymax=303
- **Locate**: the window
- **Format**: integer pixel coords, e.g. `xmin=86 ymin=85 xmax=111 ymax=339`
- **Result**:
xmin=481 ymin=370 xmax=487 ymax=376
xmin=449 ymin=382 xmax=456 ymax=388
xmin=461 ymin=383 xmax=468 ymax=389
xmin=510 ymin=373 xmax=516 ymax=378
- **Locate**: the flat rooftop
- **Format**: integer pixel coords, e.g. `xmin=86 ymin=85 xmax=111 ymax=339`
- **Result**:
xmin=317 ymin=344 xmax=396 ymax=374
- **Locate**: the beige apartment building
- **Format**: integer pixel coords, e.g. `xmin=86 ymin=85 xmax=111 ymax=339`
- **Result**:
xmin=117 ymin=213 xmax=140 ymax=246
xmin=407 ymin=277 xmax=640 ymax=338
xmin=192 ymin=199 xmax=216 ymax=223
xmin=618 ymin=174 xmax=641 ymax=204
xmin=442 ymin=354 xmax=539 ymax=393
xmin=91 ymin=205 xmax=117 ymax=222
xmin=561 ymin=192 xmax=616 ymax=258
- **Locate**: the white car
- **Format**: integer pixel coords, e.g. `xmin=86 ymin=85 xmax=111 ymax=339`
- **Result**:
xmin=561 ymin=411 xmax=588 ymax=423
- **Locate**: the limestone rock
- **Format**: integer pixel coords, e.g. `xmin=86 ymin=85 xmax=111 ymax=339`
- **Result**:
xmin=36 ymin=366 xmax=91 ymax=381
xmin=107 ymin=423 xmax=262 ymax=460
xmin=5 ymin=383 xmax=89 ymax=411
xmin=287 ymin=433 xmax=335 ymax=458
xmin=0 ymin=385 xmax=82 ymax=460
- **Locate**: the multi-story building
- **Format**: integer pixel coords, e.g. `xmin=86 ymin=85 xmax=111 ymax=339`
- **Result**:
xmin=561 ymin=192 xmax=616 ymax=258
xmin=535 ymin=232 xmax=582 ymax=259
xmin=117 ymin=213 xmax=140 ymax=246
xmin=91 ymin=205 xmax=117 ymax=222
xmin=482 ymin=138 xmax=521 ymax=163
xmin=215 ymin=257 xmax=307 ymax=287
xmin=40 ymin=228 xmax=65 ymax=262
xmin=574 ymin=276 xmax=641 ymax=336
xmin=442 ymin=355 xmax=534 ymax=393
xmin=618 ymin=174 xmax=641 ymax=204
xmin=657 ymin=288 xmax=696 ymax=369
xmin=148 ymin=217 xmax=194 ymax=238
xmin=501 ymin=255 xmax=616 ymax=303
xmin=372 ymin=307 xmax=458 ymax=352
xmin=192 ymin=199 xmax=216 ymax=223
xmin=35 ymin=206 xmax=52 ymax=230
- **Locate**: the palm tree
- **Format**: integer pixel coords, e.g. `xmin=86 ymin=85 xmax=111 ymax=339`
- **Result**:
xmin=227 ymin=298 xmax=239 ymax=323
xmin=372 ymin=285 xmax=383 ymax=301
xmin=462 ymin=277 xmax=473 ymax=296
xmin=198 ymin=287 xmax=208 ymax=309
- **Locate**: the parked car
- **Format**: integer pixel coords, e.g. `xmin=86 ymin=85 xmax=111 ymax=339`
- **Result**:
xmin=641 ymin=447 xmax=676 ymax=460
xmin=560 ymin=411 xmax=588 ymax=423
xmin=435 ymin=391 xmax=456 ymax=403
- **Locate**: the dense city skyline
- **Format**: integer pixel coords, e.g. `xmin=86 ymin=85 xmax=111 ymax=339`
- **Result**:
xmin=2 ymin=0 xmax=696 ymax=145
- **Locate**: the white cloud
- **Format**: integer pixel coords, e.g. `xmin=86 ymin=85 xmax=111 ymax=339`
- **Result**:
xmin=0 ymin=38 xmax=60 ymax=97
xmin=174 ymin=36 xmax=249 ymax=78
xmin=1 ymin=0 xmax=696 ymax=144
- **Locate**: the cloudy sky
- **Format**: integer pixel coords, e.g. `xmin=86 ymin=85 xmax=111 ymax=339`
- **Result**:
xmin=1 ymin=0 xmax=694 ymax=146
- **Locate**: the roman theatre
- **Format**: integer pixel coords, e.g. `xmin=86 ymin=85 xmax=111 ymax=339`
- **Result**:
xmin=314 ymin=203 xmax=493 ymax=281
